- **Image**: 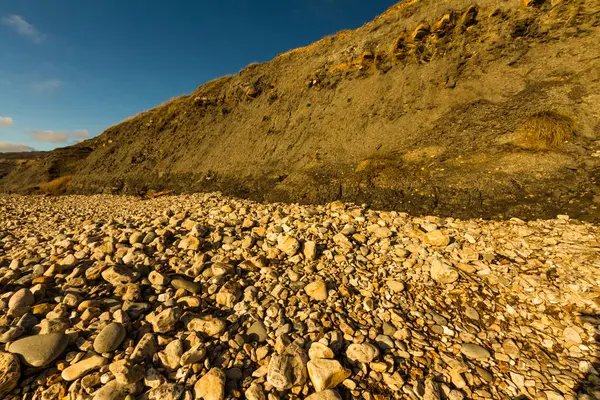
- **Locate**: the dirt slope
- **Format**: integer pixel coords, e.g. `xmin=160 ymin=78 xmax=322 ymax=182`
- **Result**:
xmin=2 ymin=0 xmax=600 ymax=221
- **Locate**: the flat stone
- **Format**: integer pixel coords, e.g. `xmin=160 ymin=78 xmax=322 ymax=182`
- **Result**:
xmin=460 ymin=343 xmax=490 ymax=359
xmin=101 ymin=266 xmax=138 ymax=286
xmin=307 ymin=358 xmax=350 ymax=391
xmin=94 ymin=323 xmax=126 ymax=353
xmin=502 ymin=339 xmax=520 ymax=358
xmin=178 ymin=236 xmax=200 ymax=250
xmin=8 ymin=333 xmax=69 ymax=367
xmin=184 ymin=314 xmax=226 ymax=337
xmin=62 ymin=353 xmax=107 ymax=381
xmin=424 ymin=230 xmax=451 ymax=247
xmin=171 ymin=278 xmax=201 ymax=294
xmin=305 ymin=280 xmax=327 ymax=301
xmin=386 ymin=280 xmax=405 ymax=292
xmin=563 ymin=327 xmax=582 ymax=344
xmin=374 ymin=226 xmax=392 ymax=238
xmin=194 ymin=367 xmax=225 ymax=400
xmin=0 ymin=352 xmax=20 ymax=398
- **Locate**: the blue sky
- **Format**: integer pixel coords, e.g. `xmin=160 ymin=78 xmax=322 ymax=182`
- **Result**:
xmin=0 ymin=0 xmax=397 ymax=152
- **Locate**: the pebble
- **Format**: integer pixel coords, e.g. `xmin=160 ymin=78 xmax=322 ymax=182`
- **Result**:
xmin=94 ymin=322 xmax=126 ymax=353
xmin=62 ymin=353 xmax=107 ymax=381
xmin=460 ymin=343 xmax=491 ymax=359
xmin=8 ymin=288 xmax=35 ymax=310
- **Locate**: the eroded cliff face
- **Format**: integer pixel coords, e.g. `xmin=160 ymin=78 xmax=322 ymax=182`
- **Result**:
xmin=3 ymin=0 xmax=600 ymax=221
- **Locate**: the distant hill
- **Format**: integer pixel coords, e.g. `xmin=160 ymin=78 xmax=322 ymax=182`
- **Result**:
xmin=2 ymin=0 xmax=599 ymax=220
xmin=0 ymin=151 xmax=47 ymax=182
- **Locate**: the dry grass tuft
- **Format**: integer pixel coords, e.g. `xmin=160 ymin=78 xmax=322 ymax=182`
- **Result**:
xmin=517 ymin=111 xmax=575 ymax=148
xmin=38 ymin=175 xmax=72 ymax=195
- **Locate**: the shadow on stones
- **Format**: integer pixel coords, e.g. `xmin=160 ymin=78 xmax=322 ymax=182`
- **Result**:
xmin=572 ymin=313 xmax=600 ymax=399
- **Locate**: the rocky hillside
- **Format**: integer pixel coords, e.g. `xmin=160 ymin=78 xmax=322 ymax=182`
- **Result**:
xmin=2 ymin=0 xmax=600 ymax=221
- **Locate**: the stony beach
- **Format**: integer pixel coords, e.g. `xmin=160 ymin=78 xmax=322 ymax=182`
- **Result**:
xmin=0 ymin=193 xmax=598 ymax=399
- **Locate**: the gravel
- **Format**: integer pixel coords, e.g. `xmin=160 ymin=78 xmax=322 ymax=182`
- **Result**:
xmin=0 ymin=193 xmax=598 ymax=399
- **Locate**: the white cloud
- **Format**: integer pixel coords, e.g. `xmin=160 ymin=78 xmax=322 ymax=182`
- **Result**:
xmin=0 ymin=142 xmax=35 ymax=153
xmin=30 ymin=79 xmax=63 ymax=92
xmin=0 ymin=116 xmax=13 ymax=127
xmin=73 ymin=129 xmax=90 ymax=139
xmin=1 ymin=15 xmax=45 ymax=44
xmin=32 ymin=130 xmax=68 ymax=143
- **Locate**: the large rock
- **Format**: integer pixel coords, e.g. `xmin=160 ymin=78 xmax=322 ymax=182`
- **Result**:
xmin=94 ymin=322 xmax=126 ymax=353
xmin=346 ymin=343 xmax=379 ymax=364
xmin=307 ymin=359 xmax=350 ymax=391
xmin=8 ymin=288 xmax=35 ymax=310
xmin=194 ymin=367 xmax=225 ymax=400
xmin=215 ymin=281 xmax=241 ymax=308
xmin=130 ymin=333 xmax=157 ymax=363
xmin=8 ymin=333 xmax=69 ymax=367
xmin=430 ymin=259 xmax=459 ymax=284
xmin=152 ymin=307 xmax=182 ymax=333
xmin=277 ymin=236 xmax=300 ymax=256
xmin=305 ymin=281 xmax=327 ymax=301
xmin=0 ymin=352 xmax=20 ymax=397
xmin=267 ymin=343 xmax=308 ymax=390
